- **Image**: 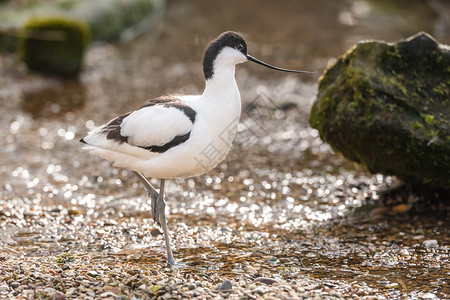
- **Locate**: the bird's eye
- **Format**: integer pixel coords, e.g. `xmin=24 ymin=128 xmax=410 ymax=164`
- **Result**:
xmin=236 ymin=44 xmax=244 ymax=50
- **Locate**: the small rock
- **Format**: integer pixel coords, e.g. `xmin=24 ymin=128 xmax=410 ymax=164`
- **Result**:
xmin=50 ymin=207 xmax=63 ymax=213
xmin=22 ymin=289 xmax=34 ymax=296
xmin=0 ymin=284 xmax=10 ymax=292
xmin=65 ymin=287 xmax=77 ymax=296
xmin=67 ymin=208 xmax=81 ymax=215
xmin=103 ymin=219 xmax=118 ymax=226
xmin=218 ymin=280 xmax=232 ymax=291
xmin=87 ymin=270 xmax=99 ymax=277
xmin=49 ymin=291 xmax=66 ymax=300
xmin=398 ymin=248 xmax=410 ymax=256
xmin=150 ymin=284 xmax=162 ymax=292
xmin=10 ymin=282 xmax=20 ymax=289
xmin=44 ymin=287 xmax=56 ymax=295
xmin=151 ymin=228 xmax=162 ymax=237
xmin=423 ymin=240 xmax=438 ymax=248
xmin=161 ymin=293 xmax=172 ymax=300
xmin=99 ymin=291 xmax=117 ymax=298
xmin=100 ymin=286 xmax=121 ymax=295
xmin=421 ymin=292 xmax=437 ymax=299
xmin=253 ymin=286 xmax=267 ymax=295
xmin=86 ymin=290 xmax=96 ymax=297
xmin=253 ymin=277 xmax=279 ymax=286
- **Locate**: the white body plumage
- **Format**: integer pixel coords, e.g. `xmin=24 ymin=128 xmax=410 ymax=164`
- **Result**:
xmin=82 ymin=47 xmax=245 ymax=179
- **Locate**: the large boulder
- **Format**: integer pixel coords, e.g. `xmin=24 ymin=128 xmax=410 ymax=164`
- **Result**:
xmin=309 ymin=32 xmax=450 ymax=190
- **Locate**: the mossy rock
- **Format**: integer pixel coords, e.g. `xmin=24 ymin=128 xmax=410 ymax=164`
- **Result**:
xmin=20 ymin=17 xmax=91 ymax=77
xmin=309 ymin=32 xmax=450 ymax=190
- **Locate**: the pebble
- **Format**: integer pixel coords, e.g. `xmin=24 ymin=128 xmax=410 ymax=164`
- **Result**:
xmin=49 ymin=291 xmax=66 ymax=300
xmin=422 ymin=240 xmax=438 ymax=248
xmin=86 ymin=290 xmax=96 ymax=297
xmin=420 ymin=292 xmax=437 ymax=299
xmin=87 ymin=270 xmax=99 ymax=277
xmin=101 ymin=286 xmax=121 ymax=295
xmin=218 ymin=280 xmax=233 ymax=291
xmin=67 ymin=208 xmax=81 ymax=215
xmin=254 ymin=277 xmax=279 ymax=286
xmin=44 ymin=287 xmax=56 ymax=295
xmin=398 ymin=248 xmax=410 ymax=256
xmin=65 ymin=288 xmax=76 ymax=296
xmin=99 ymin=291 xmax=117 ymax=298
xmin=10 ymin=281 xmax=20 ymax=289
xmin=161 ymin=293 xmax=172 ymax=300
xmin=253 ymin=285 xmax=267 ymax=295
xmin=0 ymin=284 xmax=9 ymax=292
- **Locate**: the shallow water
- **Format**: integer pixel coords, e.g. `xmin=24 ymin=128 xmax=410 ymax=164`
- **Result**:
xmin=1 ymin=0 xmax=449 ymax=298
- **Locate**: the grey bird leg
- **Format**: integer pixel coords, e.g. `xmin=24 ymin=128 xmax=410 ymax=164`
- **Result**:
xmin=157 ymin=179 xmax=175 ymax=266
xmin=133 ymin=172 xmax=175 ymax=265
xmin=133 ymin=171 xmax=160 ymax=225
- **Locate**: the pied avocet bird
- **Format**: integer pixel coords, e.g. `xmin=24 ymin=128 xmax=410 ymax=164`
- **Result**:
xmin=80 ymin=31 xmax=311 ymax=266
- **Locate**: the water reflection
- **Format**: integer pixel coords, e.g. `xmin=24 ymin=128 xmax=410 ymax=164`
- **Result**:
xmin=21 ymin=80 xmax=85 ymax=119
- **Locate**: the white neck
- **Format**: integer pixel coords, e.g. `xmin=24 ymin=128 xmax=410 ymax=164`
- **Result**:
xmin=198 ymin=64 xmax=241 ymax=122
xmin=203 ymin=65 xmax=237 ymax=95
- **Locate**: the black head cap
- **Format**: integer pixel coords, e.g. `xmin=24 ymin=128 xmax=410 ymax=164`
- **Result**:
xmin=203 ymin=31 xmax=247 ymax=80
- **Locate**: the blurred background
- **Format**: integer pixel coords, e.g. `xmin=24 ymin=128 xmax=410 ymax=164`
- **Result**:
xmin=149 ymin=0 xmax=450 ymax=78
xmin=3 ymin=0 xmax=449 ymax=119
xmin=0 ymin=0 xmax=449 ymax=298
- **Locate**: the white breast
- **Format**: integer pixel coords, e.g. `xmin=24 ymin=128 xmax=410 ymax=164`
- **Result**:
xmin=134 ymin=89 xmax=241 ymax=179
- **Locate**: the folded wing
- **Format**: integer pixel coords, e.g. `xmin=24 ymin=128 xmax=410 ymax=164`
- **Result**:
xmin=82 ymin=96 xmax=197 ymax=155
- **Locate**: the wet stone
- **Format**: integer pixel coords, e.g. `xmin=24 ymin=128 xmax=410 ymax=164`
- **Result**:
xmin=87 ymin=270 xmax=99 ymax=277
xmin=44 ymin=287 xmax=56 ymax=295
xmin=49 ymin=291 xmax=66 ymax=300
xmin=253 ymin=277 xmax=279 ymax=286
xmin=99 ymin=291 xmax=117 ymax=298
xmin=398 ymin=248 xmax=410 ymax=256
xmin=218 ymin=280 xmax=233 ymax=291
xmin=421 ymin=293 xmax=438 ymax=299
xmin=422 ymin=239 xmax=438 ymax=248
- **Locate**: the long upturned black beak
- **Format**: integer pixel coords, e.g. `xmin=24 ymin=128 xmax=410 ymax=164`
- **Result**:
xmin=246 ymin=54 xmax=314 ymax=74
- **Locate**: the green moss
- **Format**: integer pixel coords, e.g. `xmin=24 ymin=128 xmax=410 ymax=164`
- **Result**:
xmin=433 ymin=86 xmax=446 ymax=96
xmin=387 ymin=45 xmax=402 ymax=58
xmin=34 ymin=292 xmax=49 ymax=299
xmin=55 ymin=251 xmax=77 ymax=263
xmin=421 ymin=113 xmax=435 ymax=125
xmin=150 ymin=285 xmax=162 ymax=292
xmin=19 ymin=17 xmax=91 ymax=77
xmin=58 ymin=0 xmax=77 ymax=10
xmin=410 ymin=121 xmax=424 ymax=130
